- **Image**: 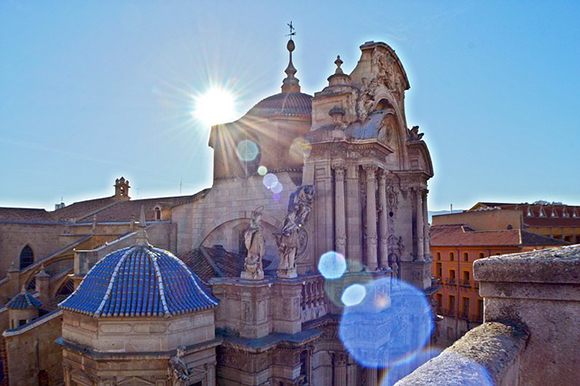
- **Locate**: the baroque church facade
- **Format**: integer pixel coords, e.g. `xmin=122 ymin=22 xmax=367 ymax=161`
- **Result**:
xmin=0 ymin=36 xmax=434 ymax=386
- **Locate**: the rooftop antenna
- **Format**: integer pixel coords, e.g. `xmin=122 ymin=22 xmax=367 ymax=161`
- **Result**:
xmin=287 ymin=21 xmax=296 ymax=40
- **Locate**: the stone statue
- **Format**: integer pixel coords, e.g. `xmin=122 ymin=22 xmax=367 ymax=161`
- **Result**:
xmin=168 ymin=346 xmax=189 ymax=386
xmin=275 ymin=186 xmax=315 ymax=278
xmin=241 ymin=207 xmax=265 ymax=280
xmin=408 ymin=125 xmax=424 ymax=141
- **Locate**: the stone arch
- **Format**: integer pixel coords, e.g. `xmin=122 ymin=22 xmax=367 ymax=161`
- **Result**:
xmin=19 ymin=245 xmax=34 ymax=270
xmin=372 ymin=93 xmax=409 ymax=168
xmin=200 ymin=218 xmax=279 ymax=260
xmin=194 ymin=211 xmax=281 ymax=249
xmin=54 ymin=277 xmax=74 ymax=298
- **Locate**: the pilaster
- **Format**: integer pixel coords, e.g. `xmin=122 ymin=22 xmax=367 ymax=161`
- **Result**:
xmin=363 ymin=165 xmax=378 ymax=270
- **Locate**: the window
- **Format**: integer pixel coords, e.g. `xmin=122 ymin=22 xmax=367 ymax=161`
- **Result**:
xmin=154 ymin=207 xmax=161 ymax=221
xmin=478 ymin=300 xmax=484 ymax=321
xmin=436 ymin=263 xmax=442 ymax=278
xmin=478 ymin=252 xmax=485 ymax=259
xmin=462 ymin=297 xmax=470 ymax=315
xmin=18 ymin=319 xmax=27 ymax=327
xmin=463 ymin=271 xmax=470 ymax=283
xmin=507 ymin=224 xmax=513 ymax=230
xmin=449 ymin=295 xmax=456 ymax=312
xmin=449 ymin=270 xmax=456 ymax=284
xmin=436 ymin=252 xmax=441 ymax=260
xmin=19 ymin=245 xmax=34 ymax=270
xmin=463 ymin=252 xmax=469 ymax=262
xmin=436 ymin=294 xmax=442 ymax=308
xmin=450 ymin=252 xmax=455 ymax=261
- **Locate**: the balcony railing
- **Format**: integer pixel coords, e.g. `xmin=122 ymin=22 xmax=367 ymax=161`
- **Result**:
xmin=445 ymin=277 xmax=457 ymax=285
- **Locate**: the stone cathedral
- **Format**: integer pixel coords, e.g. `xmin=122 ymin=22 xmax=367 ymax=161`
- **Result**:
xmin=0 ymin=35 xmax=434 ymax=386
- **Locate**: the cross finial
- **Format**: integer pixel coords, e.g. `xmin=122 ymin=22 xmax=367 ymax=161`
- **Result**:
xmin=286 ymin=21 xmax=296 ymax=39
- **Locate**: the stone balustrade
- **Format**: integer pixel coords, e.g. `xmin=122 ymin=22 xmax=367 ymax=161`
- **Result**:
xmin=301 ymin=274 xmax=327 ymax=323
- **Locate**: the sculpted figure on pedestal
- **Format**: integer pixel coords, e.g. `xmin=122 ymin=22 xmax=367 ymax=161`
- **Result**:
xmin=168 ymin=346 xmax=189 ymax=386
xmin=275 ymin=186 xmax=315 ymax=278
xmin=241 ymin=207 xmax=265 ymax=280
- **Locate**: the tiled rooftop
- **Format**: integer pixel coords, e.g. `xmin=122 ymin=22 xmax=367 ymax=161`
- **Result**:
xmin=7 ymin=291 xmax=42 ymax=309
xmin=430 ymin=224 xmax=568 ymax=247
xmin=60 ymin=245 xmax=217 ymax=317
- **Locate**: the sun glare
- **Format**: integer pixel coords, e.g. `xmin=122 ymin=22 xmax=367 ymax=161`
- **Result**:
xmin=193 ymin=87 xmax=238 ymax=127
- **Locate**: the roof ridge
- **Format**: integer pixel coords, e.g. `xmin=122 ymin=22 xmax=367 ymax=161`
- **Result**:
xmin=147 ymin=248 xmax=171 ymax=317
xmin=94 ymin=247 xmax=134 ymax=317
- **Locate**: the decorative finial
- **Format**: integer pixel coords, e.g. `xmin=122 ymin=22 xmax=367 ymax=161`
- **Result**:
xmin=135 ymin=205 xmax=150 ymax=247
xmin=334 ymin=55 xmax=344 ymax=74
xmin=282 ymin=22 xmax=300 ymax=93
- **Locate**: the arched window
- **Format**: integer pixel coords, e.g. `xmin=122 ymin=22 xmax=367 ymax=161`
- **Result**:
xmin=478 ymin=252 xmax=485 ymax=259
xmin=19 ymin=245 xmax=34 ymax=270
xmin=450 ymin=252 xmax=455 ymax=262
xmin=463 ymin=252 xmax=469 ymax=262
xmin=436 ymin=252 xmax=441 ymax=260
xmin=154 ymin=207 xmax=161 ymax=221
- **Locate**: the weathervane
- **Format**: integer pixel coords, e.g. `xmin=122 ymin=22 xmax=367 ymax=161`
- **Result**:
xmin=287 ymin=21 xmax=296 ymax=40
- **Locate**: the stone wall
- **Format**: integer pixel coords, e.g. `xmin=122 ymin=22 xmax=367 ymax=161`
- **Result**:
xmin=172 ymin=172 xmax=299 ymax=257
xmin=3 ymin=310 xmax=63 ymax=386
xmin=0 ymin=223 xmax=64 ymax=277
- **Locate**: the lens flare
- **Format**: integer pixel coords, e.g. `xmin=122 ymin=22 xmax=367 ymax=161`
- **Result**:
xmin=271 ymin=182 xmax=283 ymax=194
xmin=339 ymin=277 xmax=433 ymax=368
xmin=263 ymin=173 xmax=278 ymax=189
xmin=193 ymin=87 xmax=238 ymax=127
xmin=318 ymin=251 xmax=347 ymax=279
xmin=341 ymin=284 xmax=367 ymax=306
xmin=236 ymin=140 xmax=259 ymax=161
xmin=258 ymin=166 xmax=268 ymax=175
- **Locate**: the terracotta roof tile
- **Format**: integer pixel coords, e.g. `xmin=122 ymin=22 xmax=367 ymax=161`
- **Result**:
xmin=0 ymin=208 xmax=54 ymax=222
xmin=430 ymin=224 xmax=568 ymax=247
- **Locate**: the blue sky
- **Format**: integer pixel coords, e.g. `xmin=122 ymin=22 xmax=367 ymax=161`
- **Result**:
xmin=1 ymin=1 xmax=579 ymax=211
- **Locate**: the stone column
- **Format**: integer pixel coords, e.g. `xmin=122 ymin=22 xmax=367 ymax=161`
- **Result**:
xmin=333 ymin=352 xmax=348 ymax=386
xmin=346 ymin=165 xmax=363 ymax=271
xmin=35 ymin=265 xmax=51 ymax=304
xmin=364 ymin=165 xmax=379 ymax=270
xmin=415 ymin=187 xmax=425 ymax=261
xmin=422 ymin=189 xmax=430 ymax=260
xmin=333 ymin=164 xmax=347 ymax=257
xmin=7 ymin=261 xmax=20 ymax=299
xmin=365 ymin=368 xmax=378 ymax=386
xmin=378 ymin=171 xmax=389 ymax=269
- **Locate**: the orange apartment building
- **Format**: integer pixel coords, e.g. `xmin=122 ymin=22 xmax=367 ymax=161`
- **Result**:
xmin=469 ymin=201 xmax=580 ymax=243
xmin=430 ymin=208 xmax=568 ymax=346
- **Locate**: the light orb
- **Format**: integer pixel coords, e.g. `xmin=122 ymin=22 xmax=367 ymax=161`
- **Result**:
xmin=193 ymin=87 xmax=238 ymax=127
xmin=318 ymin=251 xmax=347 ymax=279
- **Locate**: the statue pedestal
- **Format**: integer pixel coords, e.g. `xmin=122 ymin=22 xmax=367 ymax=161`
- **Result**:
xmin=240 ymin=262 xmax=264 ymax=280
xmin=276 ymin=267 xmax=297 ymax=279
xmin=211 ymin=276 xmax=304 ymax=339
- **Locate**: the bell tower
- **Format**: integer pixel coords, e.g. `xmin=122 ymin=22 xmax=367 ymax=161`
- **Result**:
xmin=114 ymin=177 xmax=131 ymax=201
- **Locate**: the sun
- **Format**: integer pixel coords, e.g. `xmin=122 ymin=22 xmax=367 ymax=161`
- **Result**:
xmin=193 ymin=87 xmax=238 ymax=127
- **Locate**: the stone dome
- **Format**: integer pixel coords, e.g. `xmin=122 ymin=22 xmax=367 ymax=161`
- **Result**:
xmin=246 ymin=92 xmax=312 ymax=118
xmin=59 ymin=245 xmax=217 ymax=317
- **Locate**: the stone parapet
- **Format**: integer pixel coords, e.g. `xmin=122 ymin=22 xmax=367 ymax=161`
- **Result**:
xmin=396 ymin=322 xmax=528 ymax=386
xmin=472 ymin=245 xmax=580 ymax=385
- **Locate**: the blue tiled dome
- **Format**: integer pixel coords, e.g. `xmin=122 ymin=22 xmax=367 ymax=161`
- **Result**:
xmin=60 ymin=246 xmax=217 ymax=317
xmin=7 ymin=291 xmax=42 ymax=309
